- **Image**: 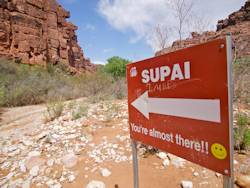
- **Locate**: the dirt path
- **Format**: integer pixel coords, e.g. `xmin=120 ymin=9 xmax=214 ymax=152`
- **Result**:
xmin=0 ymin=104 xmax=46 ymax=139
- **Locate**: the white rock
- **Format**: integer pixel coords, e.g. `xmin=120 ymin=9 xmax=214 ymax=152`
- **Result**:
xmin=162 ymin=159 xmax=170 ymax=166
xmin=157 ymin=152 xmax=168 ymax=159
xmin=193 ymin=172 xmax=199 ymax=177
xmin=68 ymin=175 xmax=76 ymax=183
xmin=8 ymin=145 xmax=18 ymax=152
xmin=6 ymin=172 xmax=14 ymax=180
xmin=22 ymin=140 xmax=33 ymax=146
xmin=100 ymin=168 xmax=111 ymax=177
xmin=61 ymin=153 xmax=78 ymax=168
xmin=29 ymin=166 xmax=39 ymax=177
xmin=47 ymin=159 xmax=54 ymax=167
xmin=51 ymin=183 xmax=62 ymax=188
xmin=19 ymin=161 xmax=26 ymax=172
xmin=28 ymin=151 xmax=41 ymax=157
xmin=172 ymin=158 xmax=186 ymax=168
xmin=86 ymin=180 xmax=106 ymax=188
xmin=22 ymin=180 xmax=31 ymax=188
xmin=215 ymin=173 xmax=221 ymax=177
xmin=181 ymin=181 xmax=193 ymax=188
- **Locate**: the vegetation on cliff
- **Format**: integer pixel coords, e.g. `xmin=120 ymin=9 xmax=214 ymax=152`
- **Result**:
xmin=0 ymin=59 xmax=127 ymax=107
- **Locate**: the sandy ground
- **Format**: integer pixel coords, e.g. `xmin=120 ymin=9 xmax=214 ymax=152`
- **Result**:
xmin=0 ymin=100 xmax=249 ymax=188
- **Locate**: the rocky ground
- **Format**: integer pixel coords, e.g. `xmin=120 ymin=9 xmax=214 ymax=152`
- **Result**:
xmin=0 ymin=99 xmax=249 ymax=188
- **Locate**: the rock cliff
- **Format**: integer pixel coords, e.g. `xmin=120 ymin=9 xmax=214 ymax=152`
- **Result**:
xmin=0 ymin=0 xmax=95 ymax=71
xmin=156 ymin=0 xmax=250 ymax=58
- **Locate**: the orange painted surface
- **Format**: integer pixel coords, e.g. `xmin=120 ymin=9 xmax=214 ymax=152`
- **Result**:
xmin=127 ymin=38 xmax=232 ymax=176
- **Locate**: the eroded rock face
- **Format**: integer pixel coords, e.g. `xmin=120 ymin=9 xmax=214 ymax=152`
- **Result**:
xmin=156 ymin=0 xmax=250 ymax=58
xmin=0 ymin=0 xmax=95 ymax=71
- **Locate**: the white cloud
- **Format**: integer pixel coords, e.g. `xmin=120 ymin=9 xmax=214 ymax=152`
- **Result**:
xmin=98 ymin=0 xmax=173 ymax=51
xmin=93 ymin=60 xmax=108 ymax=65
xmin=98 ymin=0 xmax=245 ymax=51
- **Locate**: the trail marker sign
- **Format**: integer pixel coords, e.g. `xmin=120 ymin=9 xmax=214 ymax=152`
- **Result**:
xmin=127 ymin=37 xmax=233 ymax=180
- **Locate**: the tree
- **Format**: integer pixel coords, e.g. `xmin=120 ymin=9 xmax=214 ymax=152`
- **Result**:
xmin=153 ymin=24 xmax=170 ymax=51
xmin=169 ymin=0 xmax=193 ymax=47
xmin=104 ymin=56 xmax=130 ymax=79
xmin=189 ymin=15 xmax=213 ymax=34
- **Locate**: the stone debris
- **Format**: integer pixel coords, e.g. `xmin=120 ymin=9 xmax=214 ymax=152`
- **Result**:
xmin=28 ymin=151 xmax=41 ymax=157
xmin=157 ymin=152 xmax=168 ymax=160
xmin=0 ymin=101 xmax=129 ymax=187
xmin=162 ymin=159 xmax=170 ymax=167
xmin=193 ymin=172 xmax=199 ymax=177
xmin=86 ymin=180 xmax=106 ymax=188
xmin=61 ymin=153 xmax=78 ymax=168
xmin=171 ymin=158 xmax=186 ymax=168
xmin=181 ymin=180 xmax=193 ymax=188
xmin=29 ymin=166 xmax=40 ymax=177
xmin=67 ymin=174 xmax=76 ymax=183
xmin=236 ymin=174 xmax=250 ymax=188
xmin=100 ymin=168 xmax=111 ymax=177
xmin=47 ymin=159 xmax=55 ymax=167
xmin=215 ymin=173 xmax=221 ymax=178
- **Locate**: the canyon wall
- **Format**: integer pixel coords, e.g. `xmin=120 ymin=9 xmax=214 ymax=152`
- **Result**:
xmin=0 ymin=0 xmax=95 ymax=71
xmin=156 ymin=0 xmax=250 ymax=58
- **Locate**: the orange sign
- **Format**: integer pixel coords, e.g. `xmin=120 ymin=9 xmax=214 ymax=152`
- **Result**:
xmin=127 ymin=38 xmax=233 ymax=176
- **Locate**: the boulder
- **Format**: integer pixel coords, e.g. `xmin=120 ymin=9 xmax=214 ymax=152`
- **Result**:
xmin=86 ymin=180 xmax=106 ymax=188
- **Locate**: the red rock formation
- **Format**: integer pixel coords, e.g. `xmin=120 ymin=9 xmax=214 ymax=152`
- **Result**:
xmin=0 ymin=0 xmax=95 ymax=71
xmin=156 ymin=0 xmax=250 ymax=58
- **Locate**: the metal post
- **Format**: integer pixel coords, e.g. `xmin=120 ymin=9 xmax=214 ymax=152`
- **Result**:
xmin=131 ymin=140 xmax=139 ymax=188
xmin=223 ymin=35 xmax=234 ymax=188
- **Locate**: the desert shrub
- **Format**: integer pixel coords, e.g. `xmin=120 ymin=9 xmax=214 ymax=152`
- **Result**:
xmin=0 ymin=86 xmax=5 ymax=106
xmin=233 ymin=58 xmax=250 ymax=106
xmin=104 ymin=56 xmax=130 ymax=79
xmin=0 ymin=59 xmax=128 ymax=107
xmin=234 ymin=112 xmax=250 ymax=151
xmin=44 ymin=100 xmax=65 ymax=122
xmin=111 ymin=77 xmax=127 ymax=99
xmin=72 ymin=103 xmax=89 ymax=120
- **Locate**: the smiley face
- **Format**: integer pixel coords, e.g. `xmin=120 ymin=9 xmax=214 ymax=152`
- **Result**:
xmin=211 ymin=143 xmax=227 ymax=160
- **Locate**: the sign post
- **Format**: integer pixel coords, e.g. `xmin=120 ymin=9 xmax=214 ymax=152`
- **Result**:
xmin=223 ymin=35 xmax=234 ymax=188
xmin=127 ymin=36 xmax=234 ymax=188
xmin=131 ymin=140 xmax=139 ymax=188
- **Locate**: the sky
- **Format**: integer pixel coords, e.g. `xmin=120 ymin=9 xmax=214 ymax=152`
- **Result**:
xmin=58 ymin=0 xmax=245 ymax=64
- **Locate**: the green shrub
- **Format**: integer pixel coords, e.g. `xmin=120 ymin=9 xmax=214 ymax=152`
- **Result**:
xmin=0 ymin=86 xmax=5 ymax=106
xmin=45 ymin=100 xmax=65 ymax=122
xmin=233 ymin=58 xmax=250 ymax=105
xmin=234 ymin=112 xmax=250 ymax=151
xmin=0 ymin=59 xmax=128 ymax=107
xmin=72 ymin=103 xmax=89 ymax=120
xmin=104 ymin=56 xmax=130 ymax=79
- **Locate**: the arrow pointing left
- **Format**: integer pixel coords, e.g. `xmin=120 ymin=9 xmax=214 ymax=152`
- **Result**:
xmin=131 ymin=91 xmax=221 ymax=123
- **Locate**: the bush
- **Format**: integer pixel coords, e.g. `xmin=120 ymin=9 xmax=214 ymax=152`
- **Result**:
xmin=0 ymin=59 xmax=128 ymax=107
xmin=104 ymin=56 xmax=130 ymax=79
xmin=72 ymin=103 xmax=89 ymax=120
xmin=233 ymin=58 xmax=250 ymax=106
xmin=234 ymin=112 xmax=250 ymax=151
xmin=44 ymin=100 xmax=65 ymax=122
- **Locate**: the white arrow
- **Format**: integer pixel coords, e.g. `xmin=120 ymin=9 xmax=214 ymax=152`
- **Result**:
xmin=131 ymin=91 xmax=221 ymax=123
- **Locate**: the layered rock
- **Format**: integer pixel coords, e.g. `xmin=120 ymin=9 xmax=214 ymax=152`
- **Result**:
xmin=156 ymin=0 xmax=250 ymax=58
xmin=0 ymin=0 xmax=95 ymax=71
